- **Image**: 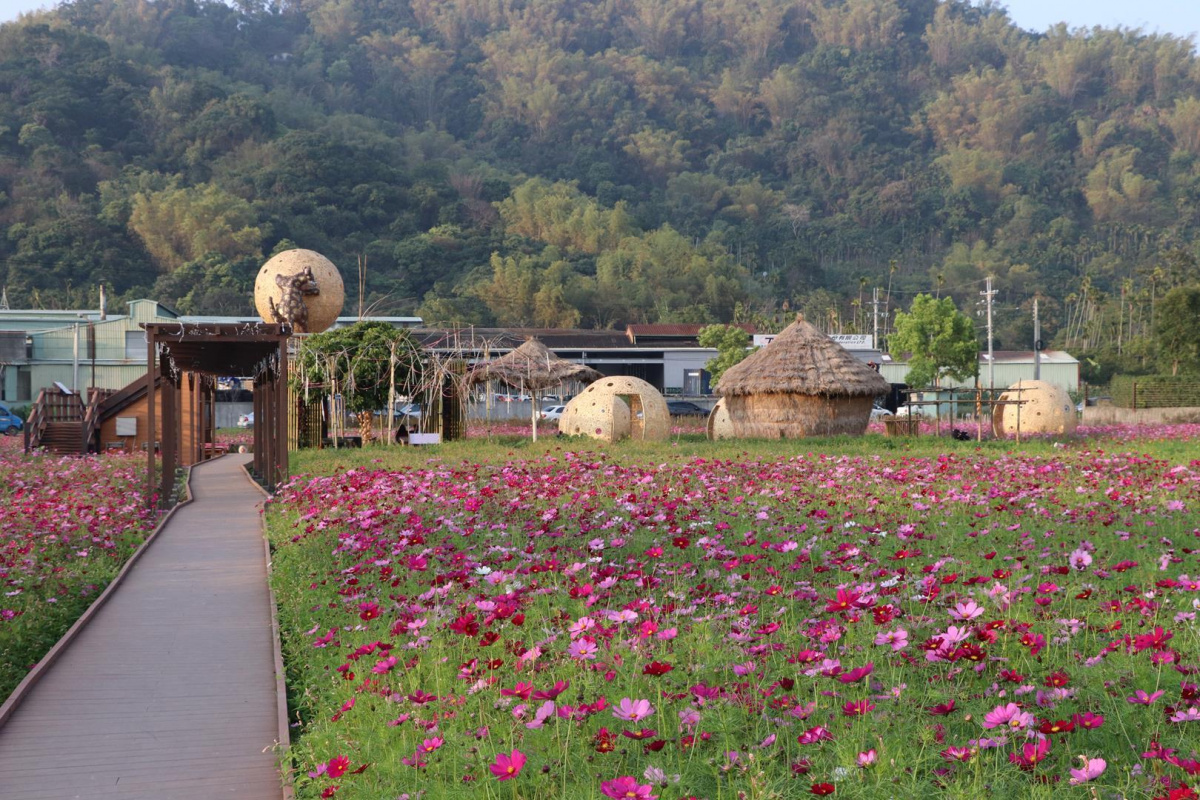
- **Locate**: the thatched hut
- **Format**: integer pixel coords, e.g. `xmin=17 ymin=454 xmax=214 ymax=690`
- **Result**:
xmin=465 ymin=338 xmax=603 ymax=441
xmin=715 ymin=314 xmax=889 ymax=438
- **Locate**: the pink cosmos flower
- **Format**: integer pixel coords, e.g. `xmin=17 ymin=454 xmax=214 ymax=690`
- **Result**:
xmin=489 ymin=749 xmax=526 ymax=780
xmin=1068 ymin=756 xmax=1106 ymax=784
xmin=1008 ymin=737 xmax=1050 ymax=770
xmin=949 ymin=600 xmax=984 ymax=621
xmin=600 ymin=776 xmax=658 ymax=799
xmin=982 ymin=703 xmax=1034 ymax=731
xmin=1169 ymin=707 xmax=1200 ymax=723
xmin=857 ymin=749 xmax=877 ymax=768
xmin=874 ymin=629 xmax=908 ymax=651
xmin=613 ymin=697 xmax=654 ymax=722
xmin=326 ymin=755 xmax=350 ymax=778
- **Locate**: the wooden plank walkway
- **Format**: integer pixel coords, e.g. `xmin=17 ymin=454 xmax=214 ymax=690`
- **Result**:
xmin=0 ymin=454 xmax=284 ymax=799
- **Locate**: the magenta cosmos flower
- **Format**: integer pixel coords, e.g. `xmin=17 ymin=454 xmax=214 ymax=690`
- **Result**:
xmin=600 ymin=776 xmax=658 ymax=799
xmin=489 ymin=749 xmax=526 ymax=781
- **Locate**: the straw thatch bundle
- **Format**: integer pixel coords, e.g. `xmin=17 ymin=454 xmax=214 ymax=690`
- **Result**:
xmin=715 ymin=314 xmax=889 ymax=438
xmin=465 ymin=338 xmax=603 ymax=440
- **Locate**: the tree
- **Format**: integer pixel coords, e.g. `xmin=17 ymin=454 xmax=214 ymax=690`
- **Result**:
xmin=698 ymin=324 xmax=752 ymax=384
xmin=890 ymin=294 xmax=978 ymax=387
xmin=295 ymin=322 xmax=425 ymax=442
xmin=1154 ymin=285 xmax=1200 ymax=375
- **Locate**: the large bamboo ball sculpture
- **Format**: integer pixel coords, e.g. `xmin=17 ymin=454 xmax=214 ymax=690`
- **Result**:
xmin=559 ymin=394 xmax=632 ymax=442
xmin=992 ymin=379 xmax=1077 ymax=437
xmin=707 ymin=398 xmax=734 ymax=440
xmin=254 ymin=249 xmax=345 ymax=333
xmin=563 ymin=376 xmax=671 ymax=441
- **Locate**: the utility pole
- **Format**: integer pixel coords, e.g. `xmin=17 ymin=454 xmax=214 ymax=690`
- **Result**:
xmin=980 ymin=276 xmax=996 ymax=390
xmin=872 ymin=286 xmax=880 ymax=349
xmin=1033 ymin=297 xmax=1041 ymax=381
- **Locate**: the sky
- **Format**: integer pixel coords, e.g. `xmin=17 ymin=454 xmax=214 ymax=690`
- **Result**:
xmin=0 ymin=0 xmax=1197 ymax=41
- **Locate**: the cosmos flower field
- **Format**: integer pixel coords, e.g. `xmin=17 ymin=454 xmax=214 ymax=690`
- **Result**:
xmin=263 ymin=430 xmax=1200 ymax=799
xmin=0 ymin=439 xmax=154 ymax=698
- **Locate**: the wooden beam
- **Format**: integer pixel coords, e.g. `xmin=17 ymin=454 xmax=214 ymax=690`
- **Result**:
xmin=146 ymin=330 xmax=155 ymax=508
xmin=160 ymin=361 xmax=176 ymax=507
xmin=276 ymin=339 xmax=289 ymax=490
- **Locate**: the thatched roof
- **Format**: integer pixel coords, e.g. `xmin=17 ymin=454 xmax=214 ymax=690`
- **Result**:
xmin=465 ymin=338 xmax=604 ymax=390
xmin=716 ymin=315 xmax=890 ymax=398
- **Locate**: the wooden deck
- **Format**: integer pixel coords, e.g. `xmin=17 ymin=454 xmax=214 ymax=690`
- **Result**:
xmin=0 ymin=455 xmax=284 ymax=799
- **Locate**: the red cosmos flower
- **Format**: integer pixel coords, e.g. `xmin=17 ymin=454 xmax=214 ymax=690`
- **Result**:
xmin=321 ymin=786 xmax=338 ymax=798
xmin=927 ymin=700 xmax=956 ymax=716
xmin=999 ymin=669 xmax=1025 ymax=683
xmin=672 ymin=536 xmax=690 ymax=549
xmin=643 ymin=661 xmax=673 ymax=677
xmin=593 ymin=727 xmax=617 ymax=753
xmin=1152 ymin=784 xmax=1197 ymax=800
xmin=841 ymin=700 xmax=875 ymax=716
xmin=326 ymin=755 xmax=350 ymax=778
xmin=489 ymin=749 xmax=526 ymax=781
xmin=1008 ymin=738 xmax=1050 ymax=770
xmin=357 ymin=602 xmax=380 ymax=621
xmin=1043 ymin=671 xmax=1071 ymax=688
xmin=810 ymin=782 xmax=835 ymax=795
xmin=1037 ymin=719 xmax=1075 ymax=735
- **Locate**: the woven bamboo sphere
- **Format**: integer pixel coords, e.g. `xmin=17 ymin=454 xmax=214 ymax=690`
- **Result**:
xmin=992 ymin=379 xmax=1077 ymax=437
xmin=561 ymin=376 xmax=670 ymax=441
xmin=559 ymin=394 xmax=632 ymax=442
xmin=706 ymin=397 xmax=734 ymax=440
xmin=254 ymin=249 xmax=345 ymax=333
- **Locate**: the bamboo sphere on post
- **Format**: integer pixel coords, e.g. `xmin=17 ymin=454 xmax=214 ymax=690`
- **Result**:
xmin=254 ymin=249 xmax=345 ymax=334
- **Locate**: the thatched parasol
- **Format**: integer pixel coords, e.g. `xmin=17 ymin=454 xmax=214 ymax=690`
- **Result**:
xmin=716 ymin=314 xmax=890 ymax=438
xmin=466 ymin=338 xmax=604 ymax=441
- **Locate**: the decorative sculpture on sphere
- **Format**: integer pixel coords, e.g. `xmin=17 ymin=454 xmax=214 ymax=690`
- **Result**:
xmin=267 ymin=265 xmax=320 ymax=331
xmin=254 ymin=249 xmax=345 ymax=334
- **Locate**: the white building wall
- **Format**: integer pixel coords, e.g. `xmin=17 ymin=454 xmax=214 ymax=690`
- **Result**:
xmin=663 ymin=350 xmax=716 ymax=392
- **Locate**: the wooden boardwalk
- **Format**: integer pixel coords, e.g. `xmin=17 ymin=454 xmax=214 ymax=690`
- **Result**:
xmin=0 ymin=454 xmax=284 ymax=799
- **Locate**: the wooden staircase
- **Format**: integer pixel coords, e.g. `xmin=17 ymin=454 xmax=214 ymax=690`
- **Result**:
xmin=24 ymin=388 xmax=111 ymax=455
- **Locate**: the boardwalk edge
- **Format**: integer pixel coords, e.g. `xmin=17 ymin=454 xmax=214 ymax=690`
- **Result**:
xmin=0 ymin=459 xmax=199 ymax=729
xmin=244 ymin=463 xmax=297 ymax=800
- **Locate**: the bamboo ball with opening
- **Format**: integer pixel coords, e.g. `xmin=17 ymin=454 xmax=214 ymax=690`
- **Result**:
xmin=559 ymin=394 xmax=632 ymax=442
xmin=561 ymin=376 xmax=670 ymax=441
xmin=254 ymin=249 xmax=345 ymax=334
xmin=991 ymin=379 xmax=1077 ymax=437
xmin=707 ymin=398 xmax=734 ymax=440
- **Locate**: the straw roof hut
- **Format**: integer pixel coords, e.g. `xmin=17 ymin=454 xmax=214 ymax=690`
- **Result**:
xmin=466 ymin=338 xmax=603 ymax=440
xmin=716 ymin=314 xmax=889 ymax=438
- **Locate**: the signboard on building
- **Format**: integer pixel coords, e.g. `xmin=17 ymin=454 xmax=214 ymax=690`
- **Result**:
xmin=829 ymin=334 xmax=874 ymax=349
xmin=753 ymin=333 xmax=875 ymax=349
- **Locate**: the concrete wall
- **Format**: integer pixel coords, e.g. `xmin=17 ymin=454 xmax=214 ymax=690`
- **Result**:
xmin=1081 ymin=405 xmax=1200 ymax=425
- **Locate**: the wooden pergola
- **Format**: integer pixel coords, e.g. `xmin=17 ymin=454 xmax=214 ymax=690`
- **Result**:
xmin=143 ymin=322 xmax=292 ymax=506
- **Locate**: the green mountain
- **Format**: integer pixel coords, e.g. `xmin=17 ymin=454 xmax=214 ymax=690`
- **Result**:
xmin=2 ymin=0 xmax=1199 ymax=374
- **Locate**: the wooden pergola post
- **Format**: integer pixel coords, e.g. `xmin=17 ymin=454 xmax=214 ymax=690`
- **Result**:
xmin=146 ymin=328 xmax=156 ymax=506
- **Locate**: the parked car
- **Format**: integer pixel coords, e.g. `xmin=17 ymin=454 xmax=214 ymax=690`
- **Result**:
xmin=540 ymin=405 xmax=566 ymax=420
xmin=395 ymin=403 xmax=422 ymax=421
xmin=869 ymin=405 xmax=893 ymax=421
xmin=0 ymin=402 xmax=23 ymax=435
xmin=666 ymin=400 xmax=707 ymax=417
xmin=236 ymin=412 xmax=254 ymax=428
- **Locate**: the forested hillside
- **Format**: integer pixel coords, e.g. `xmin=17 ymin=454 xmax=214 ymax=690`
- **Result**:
xmin=2 ymin=0 xmax=1199 ymax=375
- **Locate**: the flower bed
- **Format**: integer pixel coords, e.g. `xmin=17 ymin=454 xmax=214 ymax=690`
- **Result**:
xmin=267 ymin=440 xmax=1200 ymax=799
xmin=0 ymin=446 xmax=155 ymax=699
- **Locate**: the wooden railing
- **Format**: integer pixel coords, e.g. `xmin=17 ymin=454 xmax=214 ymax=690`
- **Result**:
xmin=23 ymin=389 xmax=85 ymax=453
xmin=82 ymin=388 xmax=114 ymax=453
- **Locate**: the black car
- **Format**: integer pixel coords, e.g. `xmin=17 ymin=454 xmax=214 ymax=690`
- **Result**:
xmin=667 ymin=401 xmax=707 ymax=416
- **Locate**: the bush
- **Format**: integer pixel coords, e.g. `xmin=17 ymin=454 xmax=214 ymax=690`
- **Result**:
xmin=1109 ymin=374 xmax=1200 ymax=408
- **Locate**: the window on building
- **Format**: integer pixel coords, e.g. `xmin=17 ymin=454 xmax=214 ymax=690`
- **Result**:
xmin=124 ymin=331 xmax=145 ymax=360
